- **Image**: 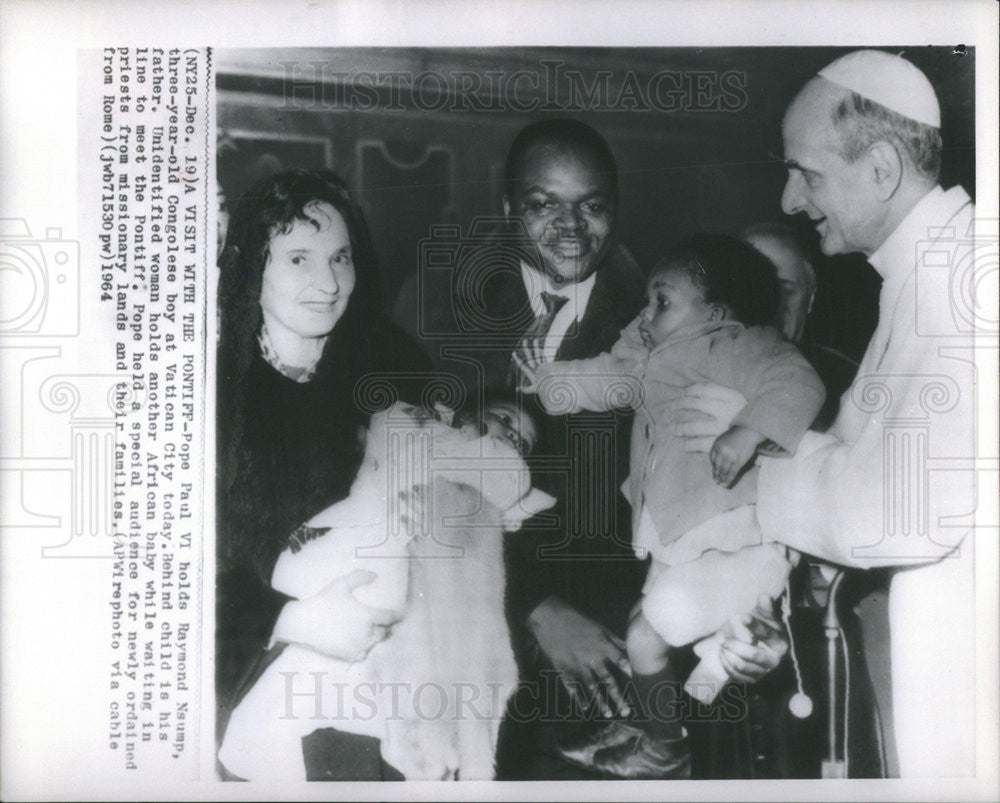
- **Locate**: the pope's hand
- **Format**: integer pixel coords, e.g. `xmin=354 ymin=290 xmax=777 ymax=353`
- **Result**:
xmin=718 ymin=594 xmax=789 ymax=683
xmin=670 ymin=382 xmax=748 ymax=453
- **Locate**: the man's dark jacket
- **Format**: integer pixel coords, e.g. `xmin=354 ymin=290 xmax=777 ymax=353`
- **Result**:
xmin=449 ymin=243 xmax=648 ymax=674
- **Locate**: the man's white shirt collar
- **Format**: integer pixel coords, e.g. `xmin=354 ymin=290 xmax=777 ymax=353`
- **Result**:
xmin=519 ymin=261 xmax=597 ymax=357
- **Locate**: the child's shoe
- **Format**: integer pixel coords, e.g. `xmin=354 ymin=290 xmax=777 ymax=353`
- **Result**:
xmin=590 ymin=729 xmax=691 ymax=779
xmin=549 ymin=721 xmax=642 ymax=770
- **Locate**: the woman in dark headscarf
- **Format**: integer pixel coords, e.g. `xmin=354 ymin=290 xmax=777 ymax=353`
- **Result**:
xmin=216 ymin=169 xmax=430 ymax=779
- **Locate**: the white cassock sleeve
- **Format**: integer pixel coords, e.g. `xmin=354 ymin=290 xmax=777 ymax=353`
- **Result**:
xmin=756 ymin=269 xmax=975 ymax=569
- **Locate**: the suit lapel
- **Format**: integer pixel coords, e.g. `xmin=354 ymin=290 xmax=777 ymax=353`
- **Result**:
xmin=557 ymin=251 xmax=641 ymax=361
xmin=493 ymin=268 xmax=534 ymax=338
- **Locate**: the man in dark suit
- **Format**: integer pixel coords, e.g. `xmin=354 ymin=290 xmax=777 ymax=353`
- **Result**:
xmin=462 ymin=118 xmax=643 ymax=779
xmin=444 ymin=119 xmax=786 ymax=780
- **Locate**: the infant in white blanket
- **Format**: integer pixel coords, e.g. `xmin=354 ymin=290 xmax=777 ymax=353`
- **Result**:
xmin=219 ymin=399 xmax=554 ymax=781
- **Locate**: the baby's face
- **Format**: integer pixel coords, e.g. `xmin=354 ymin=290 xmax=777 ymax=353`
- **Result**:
xmin=638 ymin=266 xmax=718 ymax=348
xmin=481 ymin=401 xmax=538 ymax=456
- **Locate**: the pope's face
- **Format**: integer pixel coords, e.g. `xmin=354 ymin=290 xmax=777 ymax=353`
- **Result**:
xmin=780 ymin=80 xmax=880 ymax=257
xmin=504 ymin=145 xmax=615 ymax=286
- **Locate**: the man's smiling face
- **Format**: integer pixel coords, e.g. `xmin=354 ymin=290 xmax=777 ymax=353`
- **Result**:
xmin=781 ymin=79 xmax=881 ymax=257
xmin=504 ymin=144 xmax=616 ymax=286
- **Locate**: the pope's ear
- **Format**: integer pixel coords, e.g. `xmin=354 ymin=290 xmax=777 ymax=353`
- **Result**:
xmin=867 ymin=140 xmax=903 ymax=201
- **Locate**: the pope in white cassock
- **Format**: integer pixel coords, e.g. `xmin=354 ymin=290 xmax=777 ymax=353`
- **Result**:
xmin=749 ymin=50 xmax=978 ymax=777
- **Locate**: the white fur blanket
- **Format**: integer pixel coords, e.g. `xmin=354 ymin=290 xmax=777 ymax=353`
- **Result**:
xmin=219 ymin=403 xmax=554 ymax=781
xmin=378 ymin=479 xmax=518 ymax=779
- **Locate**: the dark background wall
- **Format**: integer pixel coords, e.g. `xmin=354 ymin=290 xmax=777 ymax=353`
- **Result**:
xmin=216 ymin=46 xmax=975 ymax=363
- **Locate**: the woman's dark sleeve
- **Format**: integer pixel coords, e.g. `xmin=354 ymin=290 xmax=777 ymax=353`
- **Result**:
xmin=370 ymin=316 xmax=436 ymax=405
xmin=216 ymin=563 xmax=291 ymax=706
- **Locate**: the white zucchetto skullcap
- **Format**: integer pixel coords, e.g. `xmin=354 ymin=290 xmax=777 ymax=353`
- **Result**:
xmin=818 ymin=49 xmax=941 ymax=128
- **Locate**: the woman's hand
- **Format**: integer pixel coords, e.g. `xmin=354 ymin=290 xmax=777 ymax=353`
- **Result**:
xmin=272 ymin=569 xmax=400 ymax=662
xmin=527 ymin=596 xmax=632 ymax=718
xmin=718 ymin=594 xmax=789 ymax=683
xmin=669 ymin=383 xmax=748 ymax=453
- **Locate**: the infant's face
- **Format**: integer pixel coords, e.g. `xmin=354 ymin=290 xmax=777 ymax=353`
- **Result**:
xmin=481 ymin=401 xmax=538 ymax=456
xmin=638 ymin=266 xmax=717 ymax=348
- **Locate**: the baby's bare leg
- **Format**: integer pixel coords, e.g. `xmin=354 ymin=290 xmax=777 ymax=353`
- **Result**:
xmin=583 ymin=608 xmax=690 ymax=778
xmin=626 ymin=610 xmax=683 ymax=740
xmin=627 ymin=609 xmax=670 ymax=674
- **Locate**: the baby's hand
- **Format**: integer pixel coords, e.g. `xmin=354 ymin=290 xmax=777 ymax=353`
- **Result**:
xmin=511 ymin=338 xmax=545 ymax=392
xmin=710 ymin=425 xmax=765 ymax=488
xmin=501 ymin=488 xmax=557 ymax=532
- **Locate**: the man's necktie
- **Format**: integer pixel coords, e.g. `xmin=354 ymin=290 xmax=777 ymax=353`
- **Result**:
xmin=509 ymin=291 xmax=569 ymax=388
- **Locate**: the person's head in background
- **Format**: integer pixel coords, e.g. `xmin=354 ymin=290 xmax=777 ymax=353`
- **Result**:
xmin=742 ymin=222 xmax=816 ymax=342
xmin=503 ymin=118 xmax=618 ymax=287
xmin=638 ymin=234 xmax=780 ymax=350
xmin=781 ymin=50 xmax=942 ymax=257
xmin=218 ymin=169 xmax=382 ymax=374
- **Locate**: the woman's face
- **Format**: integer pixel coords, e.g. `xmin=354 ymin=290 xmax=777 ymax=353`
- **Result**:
xmin=260 ymin=200 xmax=356 ymax=342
